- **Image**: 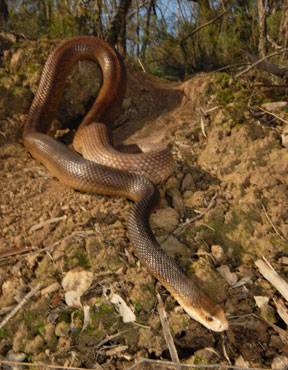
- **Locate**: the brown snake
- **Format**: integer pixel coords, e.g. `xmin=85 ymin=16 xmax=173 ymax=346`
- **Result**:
xmin=23 ymin=36 xmax=228 ymax=331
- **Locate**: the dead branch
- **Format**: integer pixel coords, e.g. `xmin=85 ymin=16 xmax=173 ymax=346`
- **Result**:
xmin=0 ymin=360 xmax=102 ymax=370
xmin=180 ymin=8 xmax=230 ymax=54
xmin=0 ymin=283 xmax=42 ymax=330
xmin=261 ymin=203 xmax=288 ymax=242
xmin=235 ymin=48 xmax=288 ymax=78
xmin=248 ymin=53 xmax=288 ymax=79
xmin=156 ymin=290 xmax=179 ymax=364
xmin=273 ymin=297 xmax=288 ymax=326
xmin=29 ymin=215 xmax=67 ymax=233
xmin=256 ymin=105 xmax=288 ymax=125
xmin=180 ymin=8 xmax=229 ymax=56
xmin=128 ymin=358 xmax=282 ymax=370
xmin=174 ymin=193 xmax=217 ymax=235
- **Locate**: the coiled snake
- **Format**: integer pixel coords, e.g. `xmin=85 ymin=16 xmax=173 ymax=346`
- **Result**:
xmin=22 ymin=36 xmax=228 ymax=332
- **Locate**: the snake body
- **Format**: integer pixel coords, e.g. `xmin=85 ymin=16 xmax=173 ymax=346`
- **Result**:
xmin=23 ymin=36 xmax=228 ymax=331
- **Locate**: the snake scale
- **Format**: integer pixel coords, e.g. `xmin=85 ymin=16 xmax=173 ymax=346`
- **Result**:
xmin=23 ymin=36 xmax=228 ymax=331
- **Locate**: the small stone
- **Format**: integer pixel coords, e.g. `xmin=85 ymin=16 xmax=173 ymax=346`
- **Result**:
xmin=172 ymin=193 xmax=184 ymax=210
xmin=24 ymin=335 xmax=45 ymax=355
xmin=191 ymin=348 xmax=219 ymax=364
xmin=43 ymin=322 xmax=56 ymax=347
xmin=150 ymin=207 xmax=180 ymax=233
xmin=167 ymin=188 xmax=183 ymax=210
xmin=272 ymin=356 xmax=288 ymax=370
xmin=181 ymin=173 xmax=195 ymax=191
xmin=13 ymin=322 xmax=28 ymax=352
xmin=211 ymin=245 xmax=225 ymax=263
xmin=14 ymin=235 xmax=25 ymax=248
xmin=122 ymin=97 xmax=132 ymax=110
xmin=234 ymin=355 xmax=249 ymax=368
xmin=10 ymin=49 xmax=25 ymax=73
xmin=165 ymin=177 xmax=180 ymax=191
xmin=183 ymin=190 xmax=193 ymax=199
xmin=159 ymin=235 xmax=187 ymax=256
xmin=55 ymin=321 xmax=70 ymax=337
xmin=281 ymin=125 xmax=288 ymax=148
xmin=217 ymin=265 xmax=238 ymax=286
xmin=7 ymin=351 xmax=26 ymax=362
xmin=57 ymin=337 xmax=72 ymax=352
xmin=262 ymin=101 xmax=288 ymax=112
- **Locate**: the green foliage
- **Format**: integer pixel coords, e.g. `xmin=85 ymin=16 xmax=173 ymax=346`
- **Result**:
xmin=267 ymin=11 xmax=282 ymax=41
xmin=6 ymin=0 xmax=288 ymax=78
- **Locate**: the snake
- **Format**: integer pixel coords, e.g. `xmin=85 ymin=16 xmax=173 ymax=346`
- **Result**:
xmin=22 ymin=36 xmax=228 ymax=332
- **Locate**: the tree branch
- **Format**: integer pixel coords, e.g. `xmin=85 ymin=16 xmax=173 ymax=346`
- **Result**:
xmin=235 ymin=48 xmax=288 ymax=78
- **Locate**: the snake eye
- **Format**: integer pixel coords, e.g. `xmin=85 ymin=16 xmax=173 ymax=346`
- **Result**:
xmin=206 ymin=315 xmax=213 ymax=322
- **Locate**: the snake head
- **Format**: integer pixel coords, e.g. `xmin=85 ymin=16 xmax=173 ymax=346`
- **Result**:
xmin=173 ymin=277 xmax=229 ymax=332
xmin=182 ymin=303 xmax=229 ymax=332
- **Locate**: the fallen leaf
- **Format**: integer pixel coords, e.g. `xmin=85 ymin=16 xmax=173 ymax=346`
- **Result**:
xmin=110 ymin=293 xmax=136 ymax=323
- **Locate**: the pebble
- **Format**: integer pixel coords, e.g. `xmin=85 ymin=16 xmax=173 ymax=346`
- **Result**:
xmin=24 ymin=335 xmax=45 ymax=355
xmin=281 ymin=125 xmax=288 ymax=148
xmin=211 ymin=245 xmax=225 ymax=263
xmin=181 ymin=173 xmax=195 ymax=191
xmin=159 ymin=235 xmax=187 ymax=256
xmin=43 ymin=322 xmax=56 ymax=346
xmin=150 ymin=207 xmax=180 ymax=233
xmin=217 ymin=265 xmax=238 ymax=286
xmin=55 ymin=321 xmax=70 ymax=338
xmin=261 ymin=101 xmax=288 ymax=112
xmin=272 ymin=355 xmax=288 ymax=370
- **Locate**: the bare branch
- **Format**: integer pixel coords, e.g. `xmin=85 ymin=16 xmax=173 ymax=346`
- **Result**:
xmin=235 ymin=48 xmax=288 ymax=78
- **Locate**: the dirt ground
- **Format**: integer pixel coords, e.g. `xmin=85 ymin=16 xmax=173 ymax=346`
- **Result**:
xmin=0 ymin=37 xmax=288 ymax=369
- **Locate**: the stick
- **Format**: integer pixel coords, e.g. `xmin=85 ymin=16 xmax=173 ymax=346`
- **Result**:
xmin=157 ymin=291 xmax=179 ymax=364
xmin=137 ymin=58 xmax=146 ymax=73
xmin=235 ymin=48 xmax=288 ymax=78
xmin=29 ymin=215 xmax=67 ymax=233
xmin=200 ymin=116 xmax=207 ymax=138
xmin=0 ymin=360 xmax=101 ymax=370
xmin=128 ymin=358 xmax=282 ymax=370
xmin=0 ymin=283 xmax=42 ymax=329
xmin=94 ymin=329 xmax=134 ymax=350
xmin=255 ymin=259 xmax=288 ymax=301
xmin=180 ymin=8 xmax=229 ymax=51
xmin=256 ymin=105 xmax=288 ymax=125
xmin=174 ymin=193 xmax=217 ymax=235
xmin=273 ymin=297 xmax=288 ymax=326
xmin=261 ymin=203 xmax=288 ymax=242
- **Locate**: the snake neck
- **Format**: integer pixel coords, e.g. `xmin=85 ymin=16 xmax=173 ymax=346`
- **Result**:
xmin=128 ymin=187 xmax=228 ymax=331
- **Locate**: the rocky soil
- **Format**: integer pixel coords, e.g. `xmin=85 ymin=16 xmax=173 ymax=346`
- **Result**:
xmin=0 ymin=35 xmax=288 ymax=369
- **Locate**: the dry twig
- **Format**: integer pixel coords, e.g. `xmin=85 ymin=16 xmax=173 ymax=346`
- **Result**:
xmin=0 ymin=283 xmax=42 ymax=329
xmin=261 ymin=203 xmax=288 ymax=242
xmin=273 ymin=297 xmax=288 ymax=326
xmin=256 ymin=105 xmax=288 ymax=125
xmin=157 ymin=290 xmax=179 ymax=364
xmin=137 ymin=58 xmax=146 ymax=73
xmin=128 ymin=358 xmax=282 ymax=370
xmin=94 ymin=329 xmax=134 ymax=350
xmin=200 ymin=116 xmax=207 ymax=138
xmin=174 ymin=193 xmax=218 ymax=235
xmin=29 ymin=215 xmax=67 ymax=233
xmin=235 ymin=48 xmax=288 ymax=78
xmin=0 ymin=360 xmax=102 ymax=370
